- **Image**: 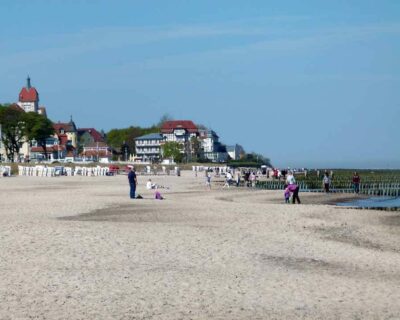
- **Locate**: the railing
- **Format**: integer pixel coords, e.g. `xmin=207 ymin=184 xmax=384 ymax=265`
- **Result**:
xmin=256 ymin=180 xmax=400 ymax=197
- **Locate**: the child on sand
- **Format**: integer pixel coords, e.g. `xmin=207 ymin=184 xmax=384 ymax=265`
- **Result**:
xmin=284 ymin=186 xmax=291 ymax=203
xmin=154 ymin=187 xmax=164 ymax=200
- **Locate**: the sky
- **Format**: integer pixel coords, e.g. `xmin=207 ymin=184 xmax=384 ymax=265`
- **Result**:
xmin=0 ymin=0 xmax=399 ymax=169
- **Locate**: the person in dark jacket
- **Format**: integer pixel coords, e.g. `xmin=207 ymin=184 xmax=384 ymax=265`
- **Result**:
xmin=352 ymin=172 xmax=360 ymax=194
xmin=287 ymin=183 xmax=301 ymax=204
xmin=127 ymin=166 xmax=137 ymax=199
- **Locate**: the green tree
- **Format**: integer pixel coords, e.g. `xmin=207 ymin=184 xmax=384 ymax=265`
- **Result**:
xmin=0 ymin=104 xmax=26 ymax=162
xmin=106 ymin=125 xmax=159 ymax=156
xmin=23 ymin=112 xmax=55 ymax=160
xmin=161 ymin=141 xmax=183 ymax=163
xmin=189 ymin=136 xmax=202 ymax=162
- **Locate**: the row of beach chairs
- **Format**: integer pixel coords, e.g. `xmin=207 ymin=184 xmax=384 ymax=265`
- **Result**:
xmin=18 ymin=166 xmax=111 ymax=177
xmin=0 ymin=166 xmax=11 ymax=177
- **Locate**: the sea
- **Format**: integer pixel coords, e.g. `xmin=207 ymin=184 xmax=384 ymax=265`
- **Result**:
xmin=337 ymin=197 xmax=400 ymax=209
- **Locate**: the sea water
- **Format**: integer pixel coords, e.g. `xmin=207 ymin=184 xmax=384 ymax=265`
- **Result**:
xmin=337 ymin=197 xmax=400 ymax=209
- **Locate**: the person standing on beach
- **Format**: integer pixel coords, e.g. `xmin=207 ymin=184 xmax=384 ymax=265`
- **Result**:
xmin=128 ymin=166 xmax=137 ymax=199
xmin=322 ymin=171 xmax=331 ymax=193
xmin=205 ymin=171 xmax=211 ymax=189
xmin=352 ymin=171 xmax=360 ymax=194
xmin=235 ymin=170 xmax=241 ymax=187
xmin=286 ymin=171 xmax=296 ymax=185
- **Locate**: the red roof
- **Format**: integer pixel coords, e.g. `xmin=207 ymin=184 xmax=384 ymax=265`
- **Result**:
xmin=53 ymin=122 xmax=76 ymax=134
xmin=160 ymin=120 xmax=198 ymax=133
xmin=77 ymin=128 xmax=104 ymax=142
xmin=19 ymin=87 xmax=39 ymax=102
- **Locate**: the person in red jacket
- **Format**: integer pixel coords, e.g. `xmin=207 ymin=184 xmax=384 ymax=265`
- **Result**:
xmin=352 ymin=172 xmax=360 ymax=194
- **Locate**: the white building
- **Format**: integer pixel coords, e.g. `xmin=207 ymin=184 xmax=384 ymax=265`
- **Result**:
xmin=226 ymin=144 xmax=245 ymax=160
xmin=135 ymin=133 xmax=165 ymax=162
xmin=160 ymin=120 xmax=199 ymax=160
xmin=160 ymin=120 xmax=198 ymax=143
xmin=199 ymin=129 xmax=228 ymax=162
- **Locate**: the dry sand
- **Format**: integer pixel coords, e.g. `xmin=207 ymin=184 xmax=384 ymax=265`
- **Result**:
xmin=1 ymin=172 xmax=400 ymax=319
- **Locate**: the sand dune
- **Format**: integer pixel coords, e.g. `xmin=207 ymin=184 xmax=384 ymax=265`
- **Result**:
xmin=1 ymin=172 xmax=399 ymax=319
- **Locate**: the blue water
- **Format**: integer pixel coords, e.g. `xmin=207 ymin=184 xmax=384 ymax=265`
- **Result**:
xmin=337 ymin=197 xmax=400 ymax=209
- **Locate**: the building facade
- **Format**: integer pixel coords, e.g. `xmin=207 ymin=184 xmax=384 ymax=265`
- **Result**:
xmin=226 ymin=144 xmax=245 ymax=160
xmin=199 ymin=129 xmax=228 ymax=162
xmin=135 ymin=133 xmax=165 ymax=162
xmin=160 ymin=120 xmax=199 ymax=160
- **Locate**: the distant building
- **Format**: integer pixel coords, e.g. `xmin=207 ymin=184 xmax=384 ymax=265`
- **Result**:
xmin=17 ymin=76 xmax=47 ymax=116
xmin=161 ymin=120 xmax=198 ymax=143
xmin=78 ymin=128 xmax=105 ymax=147
xmin=135 ymin=133 xmax=165 ymax=162
xmin=199 ymin=129 xmax=228 ymax=162
xmin=30 ymin=137 xmax=67 ymax=162
xmin=53 ymin=119 xmax=78 ymax=148
xmin=161 ymin=120 xmax=199 ymax=160
xmin=17 ymin=76 xmax=39 ymax=113
xmin=226 ymin=144 xmax=245 ymax=160
xmin=81 ymin=141 xmax=112 ymax=161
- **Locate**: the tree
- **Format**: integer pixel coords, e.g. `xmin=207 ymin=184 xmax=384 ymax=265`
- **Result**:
xmin=23 ymin=112 xmax=54 ymax=160
xmin=106 ymin=125 xmax=159 ymax=156
xmin=161 ymin=141 xmax=183 ymax=163
xmin=0 ymin=104 xmax=26 ymax=162
xmin=157 ymin=113 xmax=174 ymax=128
xmin=189 ymin=136 xmax=202 ymax=162
xmin=120 ymin=142 xmax=130 ymax=161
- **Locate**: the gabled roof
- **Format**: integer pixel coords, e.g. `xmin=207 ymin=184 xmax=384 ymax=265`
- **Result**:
xmin=77 ymin=128 xmax=104 ymax=142
xmin=135 ymin=133 xmax=164 ymax=141
xmin=19 ymin=87 xmax=39 ymax=102
xmin=53 ymin=121 xmax=77 ymax=134
xmin=160 ymin=120 xmax=198 ymax=133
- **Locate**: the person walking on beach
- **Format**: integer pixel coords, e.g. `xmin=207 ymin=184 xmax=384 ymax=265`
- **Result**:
xmin=235 ymin=170 xmax=241 ymax=187
xmin=223 ymin=171 xmax=232 ymax=188
xmin=352 ymin=171 xmax=360 ymax=194
xmin=205 ymin=171 xmax=212 ymax=190
xmin=249 ymin=171 xmax=256 ymax=187
xmin=322 ymin=171 xmax=331 ymax=193
xmin=128 ymin=166 xmax=137 ymax=199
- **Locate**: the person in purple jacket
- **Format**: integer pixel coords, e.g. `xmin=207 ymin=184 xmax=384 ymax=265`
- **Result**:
xmin=287 ymin=183 xmax=301 ymax=204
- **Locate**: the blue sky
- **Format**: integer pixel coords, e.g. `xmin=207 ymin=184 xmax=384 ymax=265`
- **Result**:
xmin=1 ymin=0 xmax=399 ymax=168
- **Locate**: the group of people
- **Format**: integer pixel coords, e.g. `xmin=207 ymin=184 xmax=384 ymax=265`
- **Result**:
xmin=128 ymin=166 xmax=362 ymax=202
xmin=322 ymin=170 xmax=361 ymax=194
xmin=204 ymin=169 xmax=258 ymax=189
xmin=283 ymin=171 xmax=301 ymax=204
xmin=127 ymin=166 xmax=165 ymax=200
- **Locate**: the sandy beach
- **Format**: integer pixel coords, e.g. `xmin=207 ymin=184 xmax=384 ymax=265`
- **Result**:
xmin=1 ymin=172 xmax=400 ymax=319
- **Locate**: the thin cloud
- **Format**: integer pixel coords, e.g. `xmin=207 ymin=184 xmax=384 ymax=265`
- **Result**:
xmin=1 ymin=20 xmax=400 ymax=70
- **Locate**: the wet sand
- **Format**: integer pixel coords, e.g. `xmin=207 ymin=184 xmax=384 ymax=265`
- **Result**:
xmin=1 ymin=172 xmax=400 ymax=319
